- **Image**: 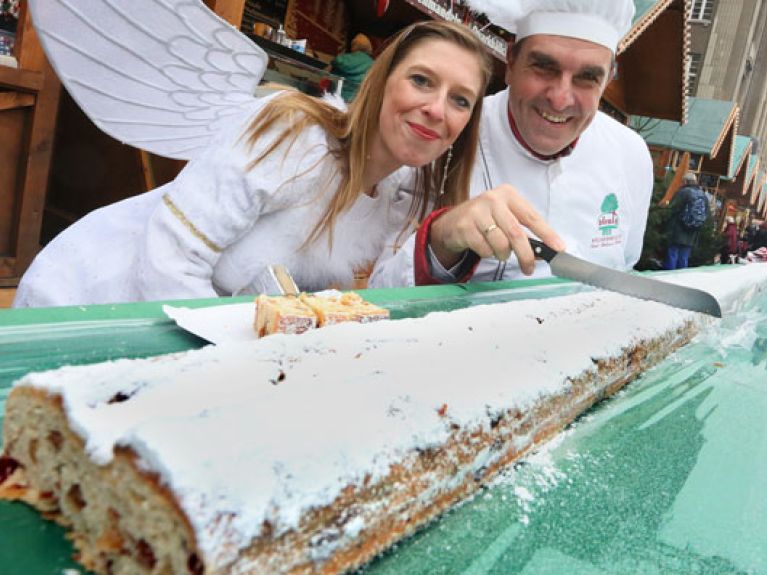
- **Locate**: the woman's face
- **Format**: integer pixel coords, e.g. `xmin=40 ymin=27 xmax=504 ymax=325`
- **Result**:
xmin=372 ymin=38 xmax=484 ymax=172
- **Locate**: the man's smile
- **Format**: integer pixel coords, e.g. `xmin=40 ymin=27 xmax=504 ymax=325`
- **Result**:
xmin=538 ymin=109 xmax=569 ymax=124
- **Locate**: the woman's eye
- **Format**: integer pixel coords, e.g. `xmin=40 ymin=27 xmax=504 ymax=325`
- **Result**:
xmin=410 ymin=73 xmax=430 ymax=87
xmin=452 ymin=95 xmax=471 ymax=109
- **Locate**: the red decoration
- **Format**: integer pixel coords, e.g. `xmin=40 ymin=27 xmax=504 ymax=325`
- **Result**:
xmin=376 ymin=0 xmax=390 ymax=17
xmin=414 ymin=207 xmax=480 ymax=286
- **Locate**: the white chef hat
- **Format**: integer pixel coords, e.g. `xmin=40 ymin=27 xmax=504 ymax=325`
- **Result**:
xmin=466 ymin=0 xmax=635 ymax=53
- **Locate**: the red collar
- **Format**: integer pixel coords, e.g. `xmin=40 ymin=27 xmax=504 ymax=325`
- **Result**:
xmin=507 ymin=107 xmax=577 ymax=161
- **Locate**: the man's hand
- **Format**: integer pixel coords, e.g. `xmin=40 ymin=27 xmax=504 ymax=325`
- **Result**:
xmin=429 ymin=184 xmax=566 ymax=275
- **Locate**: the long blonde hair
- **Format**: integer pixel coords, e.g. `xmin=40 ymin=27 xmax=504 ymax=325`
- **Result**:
xmin=244 ymin=20 xmax=493 ymax=248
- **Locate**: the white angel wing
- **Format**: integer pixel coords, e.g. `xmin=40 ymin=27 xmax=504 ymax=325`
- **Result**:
xmin=29 ymin=0 xmax=269 ymax=160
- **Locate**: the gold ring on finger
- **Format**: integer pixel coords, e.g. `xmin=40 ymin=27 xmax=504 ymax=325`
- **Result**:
xmin=483 ymin=223 xmax=499 ymax=236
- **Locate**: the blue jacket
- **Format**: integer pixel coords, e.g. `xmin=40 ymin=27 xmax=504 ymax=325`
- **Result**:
xmin=667 ymin=185 xmax=709 ymax=247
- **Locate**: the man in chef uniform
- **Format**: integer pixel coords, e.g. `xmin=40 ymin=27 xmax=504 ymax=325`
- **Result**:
xmin=370 ymin=0 xmax=653 ymax=286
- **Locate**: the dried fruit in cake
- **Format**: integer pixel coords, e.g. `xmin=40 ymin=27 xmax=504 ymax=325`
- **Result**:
xmin=299 ymin=292 xmax=389 ymax=327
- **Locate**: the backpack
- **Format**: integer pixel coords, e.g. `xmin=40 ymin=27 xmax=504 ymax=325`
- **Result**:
xmin=680 ymin=188 xmax=708 ymax=230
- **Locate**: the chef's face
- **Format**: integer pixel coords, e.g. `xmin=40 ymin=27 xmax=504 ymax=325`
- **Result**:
xmin=505 ymin=34 xmax=613 ymax=156
xmin=374 ymin=38 xmax=483 ymax=170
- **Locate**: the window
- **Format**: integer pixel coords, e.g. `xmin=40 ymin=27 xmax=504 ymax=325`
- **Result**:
xmin=690 ymin=0 xmax=715 ymax=23
xmin=689 ymin=154 xmax=702 ymax=170
xmin=687 ymin=52 xmax=702 ymax=95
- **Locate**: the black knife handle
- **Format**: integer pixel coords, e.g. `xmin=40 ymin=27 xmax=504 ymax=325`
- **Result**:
xmin=528 ymin=238 xmax=558 ymax=262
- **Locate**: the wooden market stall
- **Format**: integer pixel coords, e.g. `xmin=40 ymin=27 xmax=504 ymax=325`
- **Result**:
xmin=1 ymin=0 xmax=691 ymax=285
xmin=0 ymin=2 xmax=60 ymax=286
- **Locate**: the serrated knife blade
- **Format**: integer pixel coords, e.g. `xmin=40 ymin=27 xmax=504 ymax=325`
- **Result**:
xmin=530 ymin=239 xmax=722 ymax=317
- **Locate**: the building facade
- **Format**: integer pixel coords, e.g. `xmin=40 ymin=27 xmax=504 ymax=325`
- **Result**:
xmin=690 ymin=0 xmax=767 ymax=161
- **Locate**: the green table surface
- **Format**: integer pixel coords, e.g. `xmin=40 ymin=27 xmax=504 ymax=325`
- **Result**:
xmin=1 ymin=273 xmax=765 ymax=575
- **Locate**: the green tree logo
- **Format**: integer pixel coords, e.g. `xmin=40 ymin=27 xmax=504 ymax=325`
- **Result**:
xmin=598 ymin=194 xmax=619 ymax=236
xmin=601 ymin=193 xmax=619 ymax=213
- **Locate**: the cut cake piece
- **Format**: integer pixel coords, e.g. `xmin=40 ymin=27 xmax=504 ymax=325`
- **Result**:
xmin=255 ymin=292 xmax=389 ymax=337
xmin=254 ymin=294 xmax=316 ymax=338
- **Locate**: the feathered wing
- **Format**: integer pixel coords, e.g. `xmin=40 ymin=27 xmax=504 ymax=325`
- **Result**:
xmin=29 ymin=0 xmax=269 ymax=160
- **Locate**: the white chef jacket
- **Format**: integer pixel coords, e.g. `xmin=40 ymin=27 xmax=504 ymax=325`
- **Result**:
xmin=15 ymin=95 xmax=416 ymax=307
xmin=369 ymin=88 xmax=654 ymax=287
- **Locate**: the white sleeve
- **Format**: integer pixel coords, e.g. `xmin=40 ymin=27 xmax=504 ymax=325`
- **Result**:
xmin=368 ymin=179 xmax=423 ymax=288
xmin=135 ymin=116 xmax=330 ymax=301
xmin=369 ymin=232 xmax=417 ymax=288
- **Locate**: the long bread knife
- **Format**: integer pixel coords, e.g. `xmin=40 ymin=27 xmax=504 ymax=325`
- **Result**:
xmin=530 ymin=239 xmax=722 ymax=317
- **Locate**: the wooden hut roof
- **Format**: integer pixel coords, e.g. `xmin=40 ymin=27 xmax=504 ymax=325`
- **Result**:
xmin=632 ymin=98 xmax=739 ymax=176
xmin=603 ymin=0 xmax=689 ymax=123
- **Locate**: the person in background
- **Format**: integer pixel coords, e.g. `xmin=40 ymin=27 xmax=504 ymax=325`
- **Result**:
xmin=721 ymin=216 xmax=739 ymax=264
xmin=331 ymin=33 xmax=375 ymax=102
xmin=737 ymin=223 xmax=750 ymax=260
xmin=750 ymin=220 xmax=767 ymax=251
xmin=16 ymin=20 xmax=561 ymax=307
xmin=0 ymin=0 xmax=19 ymax=32
xmin=370 ymin=0 xmax=651 ymax=287
xmin=746 ymin=219 xmax=761 ymax=249
xmin=663 ymin=172 xmax=710 ymax=270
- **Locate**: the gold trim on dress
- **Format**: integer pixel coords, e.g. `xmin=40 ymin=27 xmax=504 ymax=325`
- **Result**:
xmin=162 ymin=194 xmax=223 ymax=253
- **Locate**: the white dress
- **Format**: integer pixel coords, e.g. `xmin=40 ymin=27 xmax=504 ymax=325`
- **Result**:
xmin=15 ymin=99 xmax=416 ymax=307
xmin=369 ymin=88 xmax=654 ymax=287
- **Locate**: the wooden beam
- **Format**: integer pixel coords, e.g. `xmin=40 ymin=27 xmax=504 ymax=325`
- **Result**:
xmin=0 ymin=258 xmax=17 ymax=282
xmin=203 ymin=0 xmax=246 ymax=28
xmin=0 ymin=66 xmax=44 ymax=91
xmin=0 ymin=92 xmax=35 ymax=111
xmin=13 ymin=57 xmax=62 ymax=275
xmin=138 ymin=150 xmax=157 ymax=192
xmin=659 ymin=151 xmax=690 ymax=206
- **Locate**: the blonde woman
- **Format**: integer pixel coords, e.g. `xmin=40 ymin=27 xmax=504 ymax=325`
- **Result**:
xmin=16 ymin=19 xmax=497 ymax=307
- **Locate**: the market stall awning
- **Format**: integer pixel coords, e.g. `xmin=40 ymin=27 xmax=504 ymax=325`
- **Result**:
xmin=631 ymin=98 xmax=739 ymax=176
xmin=722 ymin=135 xmax=753 ymax=181
xmin=757 ymin=182 xmax=767 ymax=214
xmin=603 ymin=0 xmax=689 ymax=123
xmin=751 ymin=173 xmax=765 ymax=207
xmin=718 ymin=135 xmax=754 ymax=198
xmin=742 ymin=155 xmax=760 ymax=198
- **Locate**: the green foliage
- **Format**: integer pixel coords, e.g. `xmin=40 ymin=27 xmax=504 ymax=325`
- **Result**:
xmin=689 ymin=217 xmax=723 ymax=267
xmin=635 ymin=179 xmax=670 ymax=270
xmin=635 ymin=177 xmax=724 ymax=270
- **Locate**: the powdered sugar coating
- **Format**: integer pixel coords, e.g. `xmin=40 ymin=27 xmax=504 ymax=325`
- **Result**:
xmin=15 ymin=265 xmax=767 ymax=567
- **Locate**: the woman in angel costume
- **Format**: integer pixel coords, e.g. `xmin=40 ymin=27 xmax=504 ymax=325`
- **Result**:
xmin=14 ymin=2 xmax=503 ymax=306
